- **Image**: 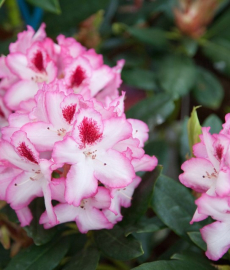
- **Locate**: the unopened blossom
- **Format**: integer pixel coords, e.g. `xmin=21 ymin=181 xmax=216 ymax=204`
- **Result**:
xmin=174 ymin=0 xmax=219 ymax=38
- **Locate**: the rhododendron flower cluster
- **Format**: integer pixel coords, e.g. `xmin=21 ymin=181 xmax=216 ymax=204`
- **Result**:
xmin=179 ymin=116 xmax=230 ymax=261
xmin=0 ymin=24 xmax=157 ymax=233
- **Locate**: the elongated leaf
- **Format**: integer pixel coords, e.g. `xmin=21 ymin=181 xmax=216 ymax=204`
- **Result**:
xmin=192 ymin=67 xmax=223 ymax=109
xmin=125 ymin=216 xmax=166 ymax=236
xmin=144 ymin=140 xmax=169 ymax=170
xmin=187 ymin=107 xmax=202 ymax=155
xmin=121 ymin=166 xmax=162 ymax=227
xmin=187 ymin=232 xmax=206 ymax=251
xmin=63 ymin=246 xmax=100 ymax=270
xmin=203 ymin=114 xmax=223 ymax=134
xmin=171 ymin=252 xmax=216 ymax=270
xmin=26 ymin=0 xmax=61 ymax=14
xmin=24 ymin=198 xmax=57 ymax=245
xmin=202 ymin=39 xmax=230 ymax=76
xmin=5 ymin=236 xmax=70 ymax=270
xmin=151 ymin=175 xmax=200 ymax=240
xmin=206 ymin=9 xmax=230 ymax=40
xmin=127 ymin=27 xmax=169 ymax=48
xmin=126 ymin=94 xmax=174 ymax=128
xmin=132 ymin=259 xmax=214 ymax=270
xmin=94 ymin=225 xmax=143 ymax=261
xmin=122 ymin=69 xmax=157 ymax=91
xmin=158 ymin=55 xmax=197 ymax=98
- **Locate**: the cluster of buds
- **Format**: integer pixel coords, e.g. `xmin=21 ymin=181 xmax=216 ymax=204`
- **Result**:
xmin=0 ymin=24 xmax=157 ymax=233
xmin=180 ymin=116 xmax=230 ymax=260
xmin=174 ymin=0 xmax=218 ymax=38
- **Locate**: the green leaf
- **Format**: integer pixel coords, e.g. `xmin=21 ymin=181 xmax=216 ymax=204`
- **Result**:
xmin=203 ymin=114 xmax=223 ymax=134
xmin=126 ymin=93 xmax=175 ymax=128
xmin=122 ymin=69 xmax=157 ymax=91
xmin=0 ymin=243 xmax=10 ymax=268
xmin=26 ymin=0 xmax=61 ymax=14
xmin=5 ymin=236 xmax=70 ymax=270
xmin=202 ymin=39 xmax=230 ymax=76
xmin=0 ymin=0 xmax=5 ymax=8
xmin=158 ymin=55 xmax=197 ymax=98
xmin=187 ymin=107 xmax=202 ymax=156
xmin=180 ymin=116 xmax=190 ymax=161
xmin=144 ymin=140 xmax=169 ymax=170
xmin=125 ymin=216 xmax=166 ymax=236
xmin=24 ymin=198 xmax=57 ymax=245
xmin=132 ymin=259 xmax=214 ymax=270
xmin=159 ymin=239 xmax=192 ymax=260
xmin=206 ymin=9 xmax=230 ymax=40
xmin=151 ymin=175 xmax=200 ymax=240
xmin=121 ymin=166 xmax=162 ymax=227
xmin=171 ymin=252 xmax=216 ymax=270
xmin=192 ymin=67 xmax=223 ymax=109
xmin=127 ymin=27 xmax=169 ymax=48
xmin=181 ymin=37 xmax=198 ymax=57
xmin=187 ymin=232 xmax=206 ymax=251
xmin=44 ymin=0 xmax=109 ymax=37
xmin=94 ymin=225 xmax=143 ymax=261
xmin=63 ymin=246 xmax=100 ymax=270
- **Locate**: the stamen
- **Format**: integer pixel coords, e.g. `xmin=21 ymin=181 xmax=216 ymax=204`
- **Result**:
xmin=15 ymin=179 xmax=31 ymax=186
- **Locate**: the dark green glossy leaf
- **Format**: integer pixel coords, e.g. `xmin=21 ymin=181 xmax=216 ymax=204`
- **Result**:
xmin=0 ymin=243 xmax=10 ymax=268
xmin=126 ymin=94 xmax=174 ymax=128
xmin=171 ymin=252 xmax=216 ymax=270
xmin=5 ymin=236 xmax=70 ymax=270
xmin=132 ymin=259 xmax=213 ymax=270
xmin=94 ymin=225 xmax=143 ymax=261
xmin=181 ymin=37 xmax=198 ymax=57
xmin=125 ymin=216 xmax=166 ymax=236
xmin=26 ymin=0 xmax=61 ymax=14
xmin=63 ymin=246 xmax=100 ymax=270
xmin=159 ymin=239 xmax=192 ymax=260
xmin=203 ymin=114 xmax=223 ymax=134
xmin=122 ymin=69 xmax=157 ymax=91
xmin=192 ymin=68 xmax=223 ymax=109
xmin=24 ymin=198 xmax=57 ymax=245
xmin=206 ymin=9 xmax=230 ymax=40
xmin=180 ymin=116 xmax=190 ymax=161
xmin=127 ymin=27 xmax=169 ymax=48
xmin=44 ymin=0 xmax=109 ymax=37
xmin=202 ymin=39 xmax=230 ymax=76
xmin=151 ymin=175 xmax=200 ymax=240
xmin=158 ymin=55 xmax=197 ymax=98
xmin=144 ymin=140 xmax=169 ymax=170
xmin=121 ymin=166 xmax=162 ymax=227
xmin=187 ymin=232 xmax=206 ymax=251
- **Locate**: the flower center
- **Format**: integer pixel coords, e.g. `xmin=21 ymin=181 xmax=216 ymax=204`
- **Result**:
xmin=215 ymin=144 xmax=224 ymax=160
xmin=78 ymin=117 xmax=102 ymax=148
xmin=33 ymin=51 xmax=44 ymax=72
xmin=62 ymin=104 xmax=77 ymax=124
xmin=70 ymin=66 xmax=86 ymax=88
xmin=17 ymin=142 xmax=38 ymax=164
xmin=0 ymin=106 xmax=4 ymax=118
